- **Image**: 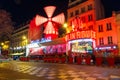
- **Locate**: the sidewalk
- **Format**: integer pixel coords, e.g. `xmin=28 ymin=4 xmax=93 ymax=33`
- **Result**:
xmin=1 ymin=60 xmax=120 ymax=80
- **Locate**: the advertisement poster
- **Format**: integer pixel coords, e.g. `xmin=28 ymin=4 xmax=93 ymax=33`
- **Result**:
xmin=71 ymin=41 xmax=93 ymax=53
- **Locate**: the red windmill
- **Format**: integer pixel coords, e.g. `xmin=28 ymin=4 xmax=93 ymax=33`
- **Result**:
xmin=35 ymin=6 xmax=65 ymax=40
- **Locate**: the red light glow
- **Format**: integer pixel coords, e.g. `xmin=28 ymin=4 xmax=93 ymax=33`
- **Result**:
xmin=71 ymin=17 xmax=84 ymax=31
xmin=33 ymin=6 xmax=65 ymax=39
xmin=44 ymin=21 xmax=55 ymax=34
xmin=28 ymin=18 xmax=41 ymax=41
xmin=29 ymin=47 xmax=43 ymax=55
xmin=66 ymin=30 xmax=96 ymax=41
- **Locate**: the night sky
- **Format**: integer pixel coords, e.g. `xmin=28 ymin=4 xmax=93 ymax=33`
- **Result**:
xmin=0 ymin=0 xmax=120 ymax=28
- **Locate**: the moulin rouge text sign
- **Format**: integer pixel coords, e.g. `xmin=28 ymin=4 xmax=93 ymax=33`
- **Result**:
xmin=66 ymin=30 xmax=96 ymax=41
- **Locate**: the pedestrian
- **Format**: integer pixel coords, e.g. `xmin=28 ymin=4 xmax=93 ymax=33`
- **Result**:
xmin=91 ymin=54 xmax=96 ymax=64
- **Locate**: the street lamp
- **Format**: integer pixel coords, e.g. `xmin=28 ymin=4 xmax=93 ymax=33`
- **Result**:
xmin=0 ymin=42 xmax=4 ymax=55
xmin=0 ymin=41 xmax=9 ymax=56
xmin=22 ymin=35 xmax=28 ymax=45
xmin=22 ymin=35 xmax=28 ymax=56
xmin=63 ymin=23 xmax=68 ymax=28
xmin=22 ymin=35 xmax=27 ymax=40
xmin=63 ymin=23 xmax=71 ymax=33
xmin=1 ymin=42 xmax=4 ymax=46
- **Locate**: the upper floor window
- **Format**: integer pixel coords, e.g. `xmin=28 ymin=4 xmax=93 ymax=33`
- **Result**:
xmin=88 ymin=25 xmax=93 ymax=30
xmin=98 ymin=25 xmax=103 ymax=32
xmin=81 ymin=7 xmax=85 ymax=13
xmin=106 ymin=23 xmax=112 ymax=31
xmin=108 ymin=36 xmax=113 ymax=44
xmin=81 ymin=16 xmax=86 ymax=23
xmin=99 ymin=37 xmax=104 ymax=45
xmin=88 ymin=14 xmax=93 ymax=21
xmin=70 ymin=12 xmax=73 ymax=17
xmin=75 ymin=10 xmax=79 ymax=15
xmin=88 ymin=4 xmax=93 ymax=10
xmin=69 ymin=0 xmax=75 ymax=3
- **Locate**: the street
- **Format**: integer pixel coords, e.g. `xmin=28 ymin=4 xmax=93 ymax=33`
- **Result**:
xmin=0 ymin=61 xmax=120 ymax=80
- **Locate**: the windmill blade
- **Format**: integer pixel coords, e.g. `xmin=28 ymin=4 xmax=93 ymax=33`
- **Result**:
xmin=35 ymin=15 xmax=47 ymax=26
xmin=44 ymin=21 xmax=55 ymax=34
xmin=44 ymin=6 xmax=56 ymax=18
xmin=52 ymin=13 xmax=65 ymax=24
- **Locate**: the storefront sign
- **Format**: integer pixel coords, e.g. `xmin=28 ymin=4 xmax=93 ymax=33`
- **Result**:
xmin=40 ymin=37 xmax=51 ymax=43
xmin=95 ymin=45 xmax=117 ymax=50
xmin=66 ymin=30 xmax=96 ymax=41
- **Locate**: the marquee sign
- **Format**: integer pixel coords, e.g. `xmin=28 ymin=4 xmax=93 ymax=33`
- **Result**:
xmin=66 ymin=30 xmax=96 ymax=41
xmin=39 ymin=37 xmax=51 ymax=43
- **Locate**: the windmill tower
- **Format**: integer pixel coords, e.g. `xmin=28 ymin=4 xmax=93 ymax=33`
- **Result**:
xmin=35 ymin=6 xmax=65 ymax=40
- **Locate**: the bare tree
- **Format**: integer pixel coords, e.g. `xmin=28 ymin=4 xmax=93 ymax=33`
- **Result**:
xmin=0 ymin=9 xmax=14 ymax=56
xmin=0 ymin=9 xmax=14 ymax=42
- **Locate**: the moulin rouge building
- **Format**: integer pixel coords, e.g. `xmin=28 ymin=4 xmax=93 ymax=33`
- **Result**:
xmin=66 ymin=0 xmax=120 ymax=55
xmin=26 ymin=0 xmax=120 ymax=56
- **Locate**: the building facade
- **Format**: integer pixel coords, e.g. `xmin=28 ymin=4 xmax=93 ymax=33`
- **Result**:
xmin=67 ymin=0 xmax=120 ymax=55
xmin=10 ymin=0 xmax=120 ymax=57
xmin=95 ymin=12 xmax=118 ymax=52
xmin=113 ymin=11 xmax=120 ymax=55
xmin=10 ymin=24 xmax=29 ymax=56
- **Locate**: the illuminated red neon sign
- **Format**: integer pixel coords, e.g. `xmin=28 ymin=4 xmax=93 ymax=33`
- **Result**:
xmin=66 ymin=30 xmax=96 ymax=41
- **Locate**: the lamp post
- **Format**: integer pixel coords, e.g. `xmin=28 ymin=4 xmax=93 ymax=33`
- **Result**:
xmin=0 ymin=43 xmax=4 ymax=55
xmin=22 ymin=36 xmax=28 ymax=56
xmin=63 ymin=22 xmax=71 ymax=33
xmin=0 ymin=41 xmax=9 ymax=56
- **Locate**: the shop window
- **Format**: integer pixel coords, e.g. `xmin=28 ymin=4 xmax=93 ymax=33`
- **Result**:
xmin=75 ymin=10 xmax=79 ymax=15
xmin=106 ymin=23 xmax=112 ymax=31
xmin=98 ymin=25 xmax=103 ymax=32
xmin=81 ymin=7 xmax=85 ymax=13
xmin=71 ymin=39 xmax=93 ymax=53
xmin=108 ymin=36 xmax=113 ymax=44
xmin=88 ymin=4 xmax=93 ymax=10
xmin=99 ymin=37 xmax=104 ymax=45
xmin=88 ymin=14 xmax=93 ymax=21
xmin=70 ymin=12 xmax=73 ymax=17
